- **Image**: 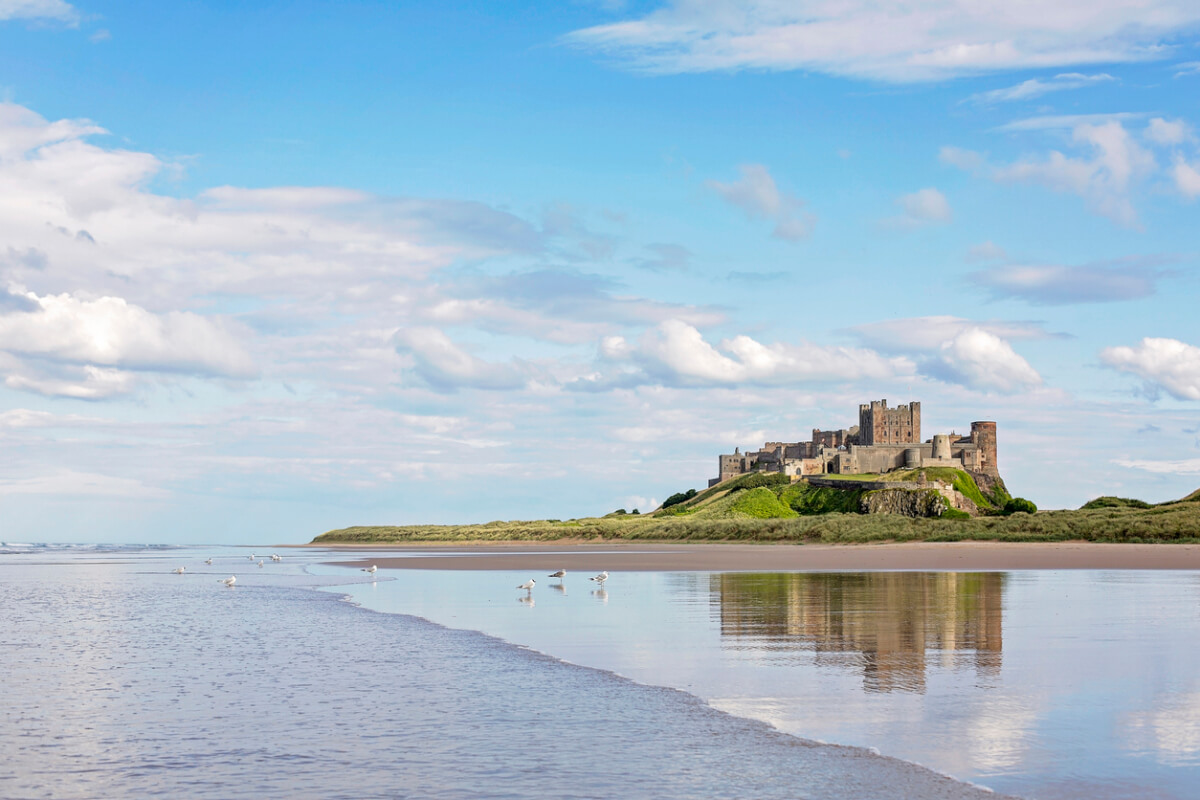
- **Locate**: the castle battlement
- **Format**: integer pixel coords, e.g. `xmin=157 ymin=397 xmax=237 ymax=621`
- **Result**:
xmin=710 ymin=399 xmax=998 ymax=487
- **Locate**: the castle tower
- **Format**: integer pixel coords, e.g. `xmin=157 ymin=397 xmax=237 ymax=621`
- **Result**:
xmin=858 ymin=399 xmax=921 ymax=446
xmin=970 ymin=421 xmax=998 ymax=477
xmin=932 ymin=434 xmax=951 ymax=460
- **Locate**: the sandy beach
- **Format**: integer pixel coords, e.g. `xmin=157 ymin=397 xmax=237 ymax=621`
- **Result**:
xmin=315 ymin=540 xmax=1200 ymax=572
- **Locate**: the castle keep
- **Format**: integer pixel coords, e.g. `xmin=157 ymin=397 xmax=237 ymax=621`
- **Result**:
xmin=711 ymin=399 xmax=998 ymax=487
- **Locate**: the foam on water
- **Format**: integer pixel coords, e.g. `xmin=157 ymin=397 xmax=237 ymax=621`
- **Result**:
xmin=0 ymin=549 xmax=1005 ymax=800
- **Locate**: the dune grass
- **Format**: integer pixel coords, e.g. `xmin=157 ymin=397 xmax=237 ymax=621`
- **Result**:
xmin=313 ymin=489 xmax=1200 ymax=545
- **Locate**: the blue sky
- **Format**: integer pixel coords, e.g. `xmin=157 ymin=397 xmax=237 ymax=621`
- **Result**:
xmin=1 ymin=0 xmax=1198 ymax=543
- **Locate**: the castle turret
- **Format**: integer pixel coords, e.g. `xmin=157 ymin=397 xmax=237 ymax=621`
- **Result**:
xmin=932 ymin=434 xmax=951 ymax=461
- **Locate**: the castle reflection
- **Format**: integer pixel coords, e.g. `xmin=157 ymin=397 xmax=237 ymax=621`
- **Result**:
xmin=711 ymin=572 xmax=1004 ymax=693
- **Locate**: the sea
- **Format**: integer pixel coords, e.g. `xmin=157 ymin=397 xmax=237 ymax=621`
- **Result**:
xmin=3 ymin=544 xmax=1199 ymax=799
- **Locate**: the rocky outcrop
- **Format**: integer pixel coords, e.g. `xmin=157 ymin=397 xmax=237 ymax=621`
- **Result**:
xmin=860 ymin=488 xmax=948 ymax=518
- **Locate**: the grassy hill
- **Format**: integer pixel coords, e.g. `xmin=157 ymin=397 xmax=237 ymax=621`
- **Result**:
xmin=312 ymin=475 xmax=1200 ymax=545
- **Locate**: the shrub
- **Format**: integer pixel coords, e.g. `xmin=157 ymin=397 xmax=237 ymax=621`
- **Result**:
xmin=1002 ymin=497 xmax=1037 ymax=515
xmin=1080 ymin=496 xmax=1151 ymax=510
xmin=663 ymin=488 xmax=698 ymax=508
xmin=940 ymin=507 xmax=971 ymax=520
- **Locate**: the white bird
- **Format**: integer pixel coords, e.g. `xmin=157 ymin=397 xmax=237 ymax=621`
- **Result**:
xmin=517 ymin=579 xmax=536 ymax=592
xmin=219 ymin=576 xmax=236 ymax=587
xmin=172 ymin=567 xmax=186 ymax=574
xmin=589 ymin=571 xmax=609 ymax=584
xmin=548 ymin=569 xmax=566 ymax=580
xmin=361 ymin=565 xmax=377 ymax=575
xmin=204 ymin=558 xmax=213 ymax=565
xmin=258 ymin=560 xmax=265 ymax=568
xmin=248 ymin=554 xmax=256 ymax=561
xmin=271 ymin=554 xmax=282 ymax=562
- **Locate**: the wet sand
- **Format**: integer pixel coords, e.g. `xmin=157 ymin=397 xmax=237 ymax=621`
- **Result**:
xmin=315 ymin=541 xmax=1200 ymax=572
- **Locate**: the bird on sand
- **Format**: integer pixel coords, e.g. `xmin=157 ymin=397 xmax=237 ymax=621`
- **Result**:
xmin=204 ymin=558 xmax=213 ymax=565
xmin=258 ymin=560 xmax=265 ymax=568
xmin=248 ymin=554 xmax=256 ymax=561
xmin=172 ymin=567 xmax=186 ymax=574
xmin=271 ymin=554 xmax=282 ymax=562
xmin=517 ymin=579 xmax=536 ymax=592
xmin=219 ymin=576 xmax=236 ymax=587
xmin=548 ymin=569 xmax=566 ymax=581
xmin=361 ymin=565 xmax=377 ymax=575
xmin=589 ymin=571 xmax=609 ymax=584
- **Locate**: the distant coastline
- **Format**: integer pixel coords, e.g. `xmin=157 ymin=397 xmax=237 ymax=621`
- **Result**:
xmin=311 ymin=486 xmax=1200 ymax=546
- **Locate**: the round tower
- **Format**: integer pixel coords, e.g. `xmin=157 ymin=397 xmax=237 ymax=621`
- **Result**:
xmin=932 ymin=434 xmax=951 ymax=461
xmin=970 ymin=421 xmax=998 ymax=476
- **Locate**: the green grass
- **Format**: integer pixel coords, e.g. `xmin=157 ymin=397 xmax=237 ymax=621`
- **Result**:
xmin=779 ymin=483 xmax=867 ymax=515
xmin=729 ymin=487 xmax=799 ymax=519
xmin=314 ymin=483 xmax=1200 ymax=545
xmin=1081 ymin=496 xmax=1153 ymax=510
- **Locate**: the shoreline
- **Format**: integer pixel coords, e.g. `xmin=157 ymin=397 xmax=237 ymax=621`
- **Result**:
xmin=308 ymin=540 xmax=1200 ymax=571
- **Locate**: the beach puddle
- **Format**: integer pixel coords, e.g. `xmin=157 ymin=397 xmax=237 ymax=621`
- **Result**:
xmin=319 ymin=564 xmax=1200 ymax=799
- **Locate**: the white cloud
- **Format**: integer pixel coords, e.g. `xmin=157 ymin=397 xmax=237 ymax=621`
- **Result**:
xmin=1145 ymin=117 xmax=1190 ymax=146
xmin=970 ymin=262 xmax=1165 ymax=304
xmin=889 ymin=187 xmax=952 ymax=227
xmin=949 ymin=120 xmax=1156 ymax=226
xmin=1175 ymin=61 xmax=1200 ymax=77
xmin=996 ymin=112 xmax=1148 ymax=132
xmin=1113 ymin=457 xmax=1200 ymax=475
xmin=971 ymin=72 xmax=1115 ymax=103
xmin=584 ymin=319 xmax=913 ymax=388
xmin=848 ymin=318 xmax=1045 ymax=393
xmin=707 ymin=164 xmax=815 ymax=241
xmin=394 ymin=327 xmax=531 ymax=391
xmin=0 ymin=289 xmax=257 ymax=377
xmin=1100 ymin=337 xmax=1200 ymax=400
xmin=0 ymin=469 xmax=168 ymax=498
xmin=0 ymin=103 xmax=538 ymax=307
xmin=967 ymin=241 xmax=1008 ymax=261
xmin=939 ymin=146 xmax=986 ymax=172
xmin=0 ymin=0 xmax=77 ymax=24
xmin=566 ymin=0 xmax=1200 ymax=82
xmin=931 ymin=328 xmax=1043 ymax=393
xmin=1173 ymin=157 xmax=1200 ymax=198
xmin=6 ymin=366 xmax=136 ymax=400
xmin=848 ymin=316 xmax=1056 ymax=353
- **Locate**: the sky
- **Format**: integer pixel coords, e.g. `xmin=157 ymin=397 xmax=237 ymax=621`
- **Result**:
xmin=0 ymin=0 xmax=1198 ymax=544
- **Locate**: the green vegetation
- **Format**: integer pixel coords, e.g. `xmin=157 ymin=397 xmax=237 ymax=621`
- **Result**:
xmin=662 ymin=488 xmax=698 ymax=508
xmin=729 ymin=487 xmax=799 ymax=519
xmin=1081 ymin=496 xmax=1153 ymax=510
xmin=311 ymin=474 xmax=1200 ymax=546
xmin=1002 ymin=497 xmax=1038 ymax=515
xmin=779 ymin=482 xmax=866 ymax=515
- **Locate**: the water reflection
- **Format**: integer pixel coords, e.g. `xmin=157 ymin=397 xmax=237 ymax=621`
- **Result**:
xmin=712 ymin=572 xmax=1004 ymax=693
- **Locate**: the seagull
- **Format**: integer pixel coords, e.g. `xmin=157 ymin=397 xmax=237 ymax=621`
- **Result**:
xmin=361 ymin=565 xmax=377 ymax=575
xmin=172 ymin=567 xmax=186 ymax=574
xmin=517 ymin=579 xmax=535 ymax=592
xmin=204 ymin=558 xmax=213 ymax=566
xmin=589 ymin=571 xmax=609 ymax=584
xmin=248 ymin=554 xmax=256 ymax=561
xmin=219 ymin=576 xmax=236 ymax=587
xmin=548 ymin=569 xmax=566 ymax=581
xmin=271 ymin=554 xmax=282 ymax=562
xmin=258 ymin=560 xmax=265 ymax=568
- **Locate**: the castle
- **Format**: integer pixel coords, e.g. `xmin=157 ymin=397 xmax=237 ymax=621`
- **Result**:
xmin=711 ymin=400 xmax=998 ymax=487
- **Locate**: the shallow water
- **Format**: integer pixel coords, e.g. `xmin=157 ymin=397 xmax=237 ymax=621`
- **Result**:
xmin=0 ymin=547 xmax=1000 ymax=799
xmin=321 ymin=562 xmax=1200 ymax=799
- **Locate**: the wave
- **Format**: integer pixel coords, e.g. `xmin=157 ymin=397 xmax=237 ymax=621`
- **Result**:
xmin=0 ymin=542 xmax=182 ymax=555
